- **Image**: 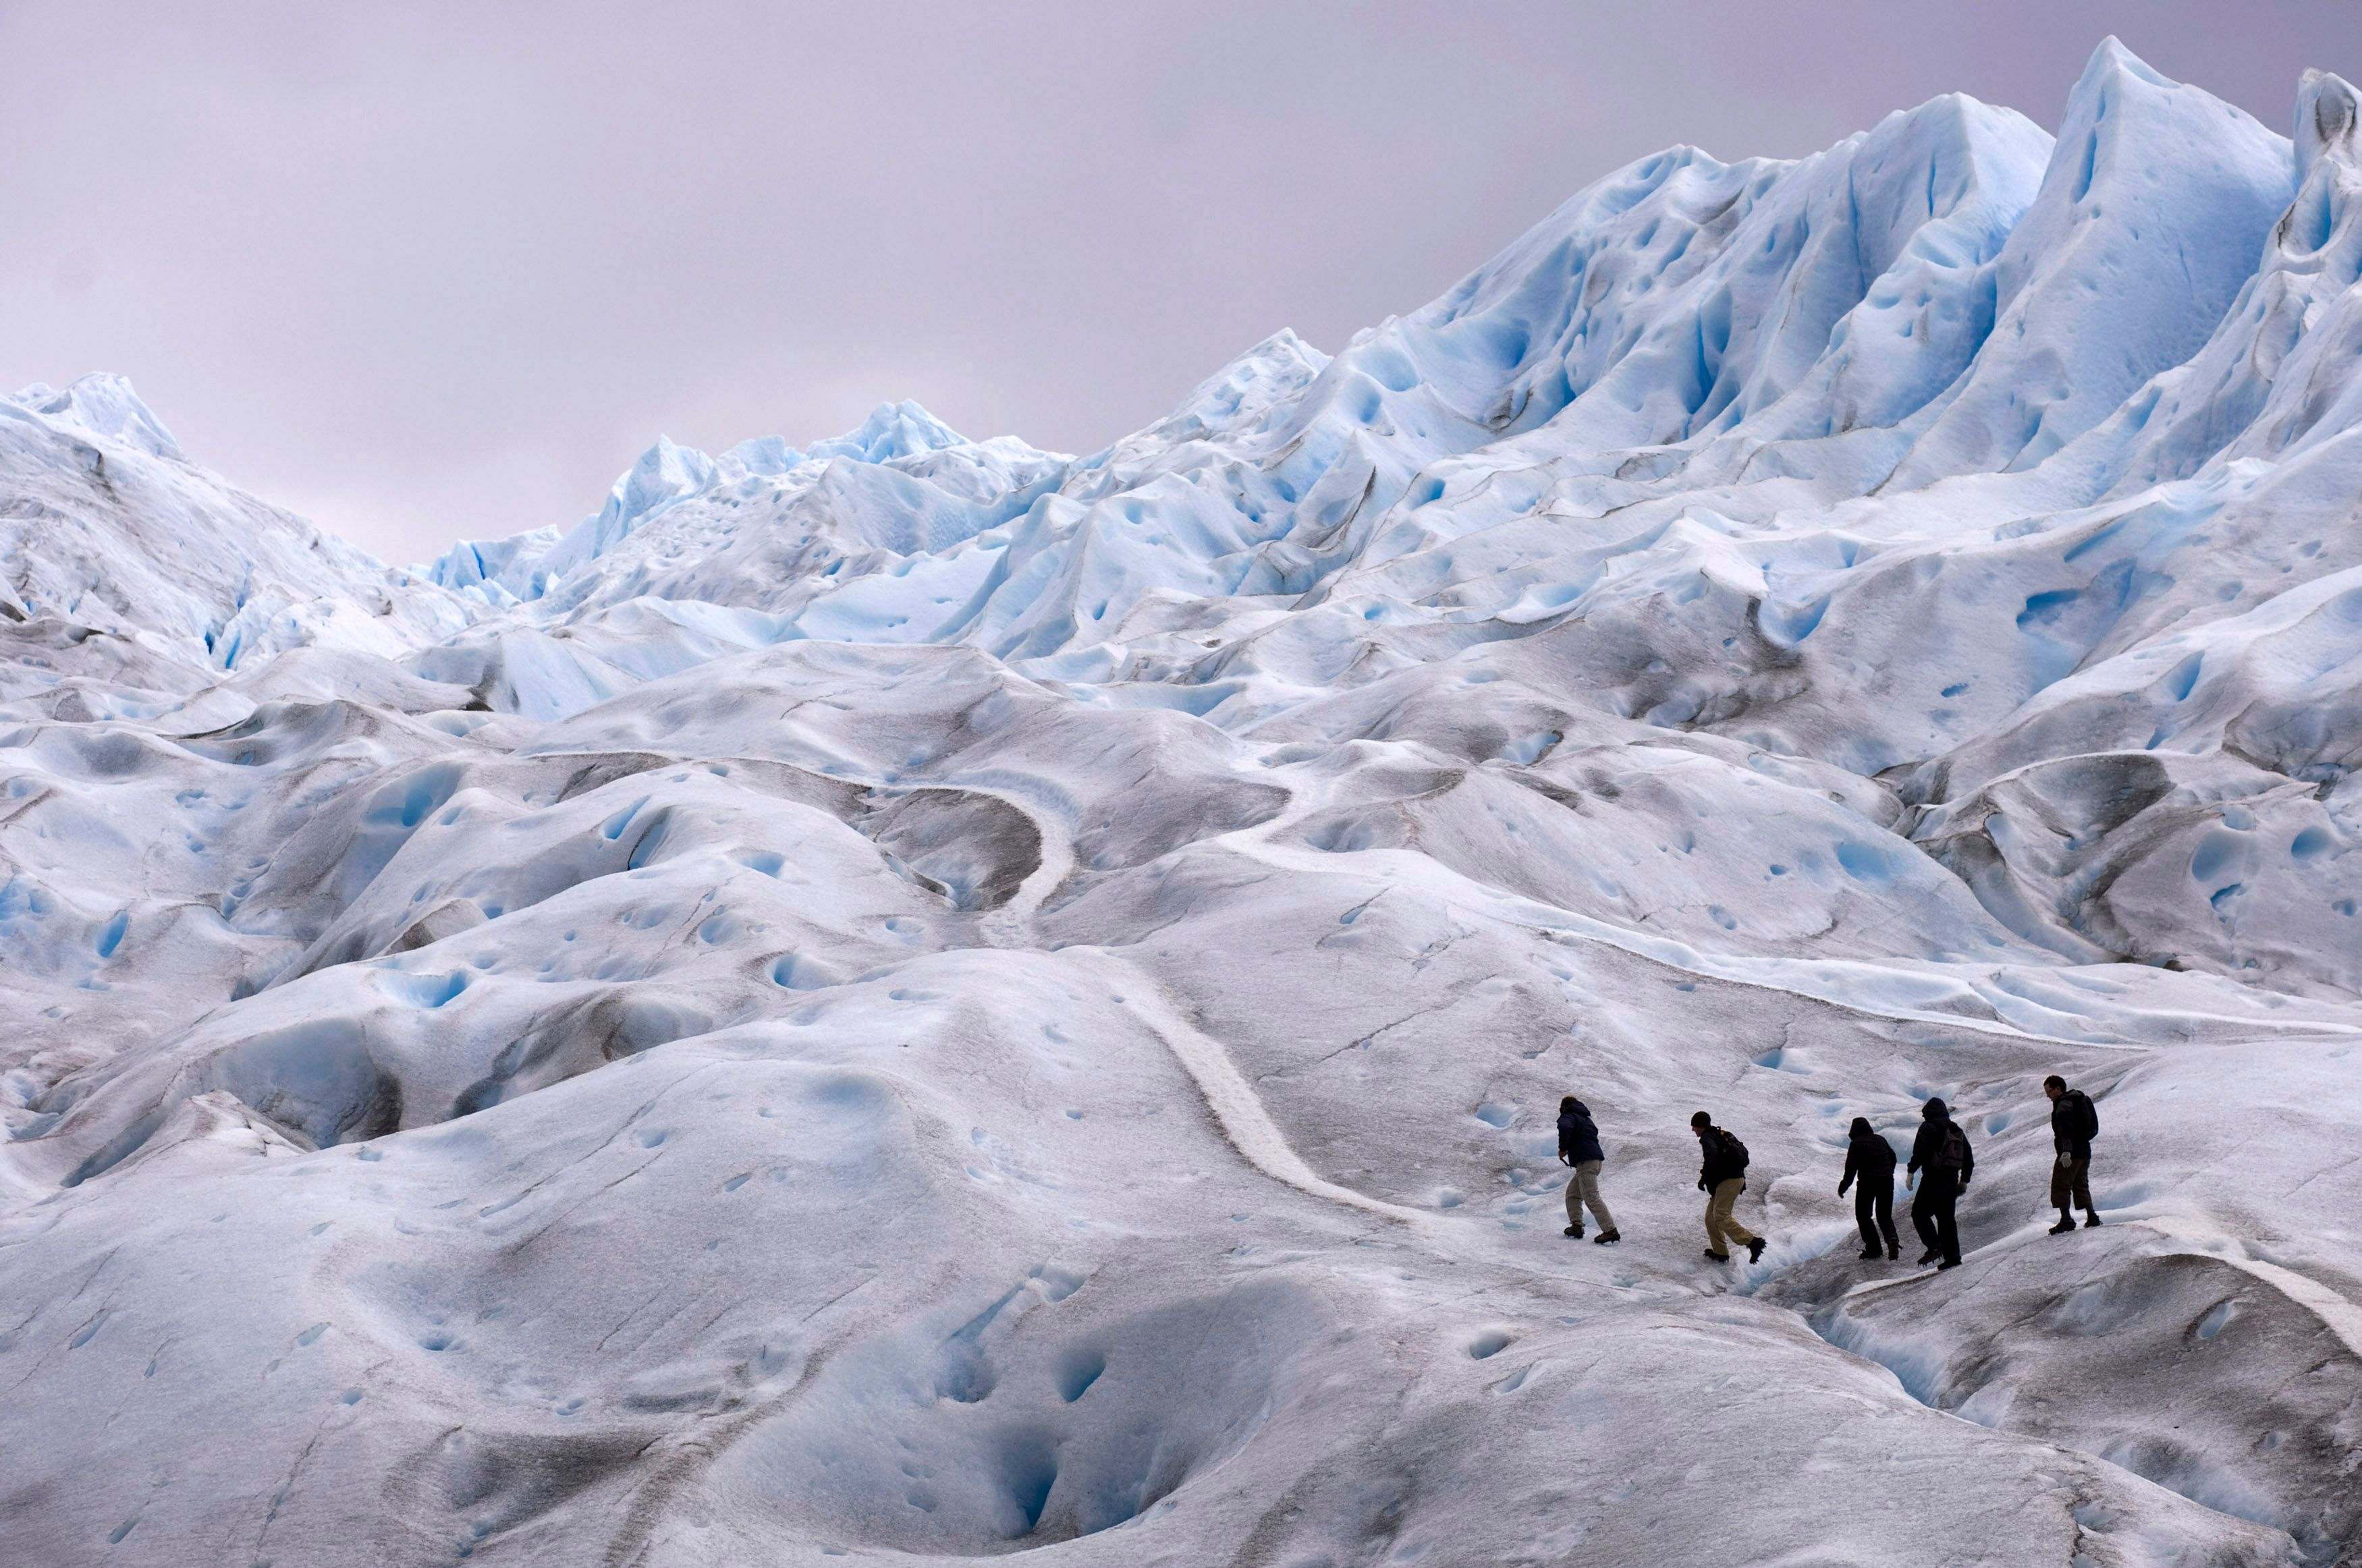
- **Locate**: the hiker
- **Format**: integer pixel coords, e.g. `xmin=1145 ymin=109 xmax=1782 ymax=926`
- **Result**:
xmin=1557 ymin=1095 xmax=1620 ymax=1244
xmin=1838 ymin=1116 xmax=1900 ymax=1260
xmin=2045 ymin=1075 xmax=2102 ymax=1233
xmin=1691 ymin=1111 xmax=1766 ymax=1264
xmin=1906 ymin=1097 xmax=1974 ymax=1270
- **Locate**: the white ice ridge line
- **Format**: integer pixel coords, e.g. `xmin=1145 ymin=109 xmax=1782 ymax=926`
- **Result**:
xmin=2136 ymin=1216 xmax=2362 ymax=1363
xmin=1070 ymin=948 xmax=1427 ymax=1228
xmin=1232 ymin=833 xmax=2360 ymax=1050
xmin=1826 ymin=1214 xmax=2362 ymax=1365
xmin=2212 ymin=1252 xmax=2362 ymax=1362
xmin=971 ymin=788 xmax=1077 ymax=947
xmin=1499 ymin=898 xmax=2362 ymax=1047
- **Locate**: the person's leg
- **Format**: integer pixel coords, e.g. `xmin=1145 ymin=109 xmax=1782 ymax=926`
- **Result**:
xmin=2050 ymin=1156 xmax=2074 ymax=1226
xmin=1935 ymin=1185 xmax=1961 ymax=1265
xmin=1912 ymin=1188 xmax=1940 ymax=1259
xmin=1855 ymin=1187 xmax=1880 ymax=1253
xmin=1702 ymin=1187 xmax=1728 ymax=1256
xmin=1576 ymin=1160 xmax=1616 ymax=1231
xmin=1711 ymin=1178 xmax=1757 ymax=1248
xmin=1564 ymin=1169 xmax=1584 ymax=1235
xmin=2070 ymin=1156 xmax=2097 ymax=1222
xmin=1874 ymin=1182 xmax=1899 ymax=1255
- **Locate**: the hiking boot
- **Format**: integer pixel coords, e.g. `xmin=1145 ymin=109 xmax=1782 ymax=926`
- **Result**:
xmin=1887 ymin=1245 xmax=1900 ymax=1261
xmin=1564 ymin=1225 xmax=1582 ymax=1238
xmin=1857 ymin=1246 xmax=1882 ymax=1260
xmin=1918 ymin=1249 xmax=1941 ymax=1265
xmin=1746 ymin=1237 xmax=1767 ymax=1264
xmin=1592 ymin=1229 xmax=1620 ymax=1245
xmin=2048 ymin=1217 xmax=2078 ymax=1235
xmin=1703 ymin=1250 xmax=1730 ymax=1262
xmin=1937 ymin=1258 xmax=1961 ymax=1271
xmin=2083 ymin=1214 xmax=2104 ymax=1228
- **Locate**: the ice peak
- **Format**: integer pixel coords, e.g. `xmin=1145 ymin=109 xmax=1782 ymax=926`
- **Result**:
xmin=2073 ymin=36 xmax=2172 ymax=99
xmin=6 ymin=372 xmax=182 ymax=460
xmin=1143 ymin=329 xmax=1334 ymax=446
xmin=2047 ymin=38 xmax=2266 ymax=215
xmin=722 ymin=434 xmax=803 ymax=477
xmin=806 ymin=400 xmax=970 ymax=464
xmin=2297 ymin=68 xmax=2360 ymax=179
xmin=604 ymin=435 xmax=718 ymax=531
xmin=1233 ymin=327 xmax=1328 ymax=372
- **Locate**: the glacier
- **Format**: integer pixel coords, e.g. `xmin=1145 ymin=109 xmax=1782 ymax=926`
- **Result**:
xmin=5 ymin=37 xmax=2362 ymax=1567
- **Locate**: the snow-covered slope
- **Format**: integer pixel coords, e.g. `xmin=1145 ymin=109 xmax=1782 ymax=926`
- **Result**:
xmin=7 ymin=38 xmax=2362 ymax=1567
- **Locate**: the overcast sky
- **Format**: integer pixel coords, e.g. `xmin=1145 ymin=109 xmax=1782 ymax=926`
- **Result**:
xmin=3 ymin=3 xmax=2351 ymax=565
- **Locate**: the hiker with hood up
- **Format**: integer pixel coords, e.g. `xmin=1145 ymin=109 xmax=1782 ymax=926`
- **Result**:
xmin=1691 ymin=1111 xmax=1766 ymax=1264
xmin=1557 ymin=1095 xmax=1620 ymax=1244
xmin=2044 ymin=1075 xmax=2102 ymax=1234
xmin=1906 ymin=1097 xmax=1974 ymax=1270
xmin=1837 ymin=1116 xmax=1899 ymax=1261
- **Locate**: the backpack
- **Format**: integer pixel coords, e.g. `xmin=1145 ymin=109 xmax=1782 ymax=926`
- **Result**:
xmin=2066 ymin=1090 xmax=2099 ymax=1143
xmin=1939 ymin=1121 xmax=1970 ymax=1170
xmin=1719 ymin=1130 xmax=1750 ymax=1172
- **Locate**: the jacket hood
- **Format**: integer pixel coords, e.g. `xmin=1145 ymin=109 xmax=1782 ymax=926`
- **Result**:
xmin=1848 ymin=1116 xmax=1875 ymax=1137
xmin=1922 ymin=1098 xmax=1949 ymax=1120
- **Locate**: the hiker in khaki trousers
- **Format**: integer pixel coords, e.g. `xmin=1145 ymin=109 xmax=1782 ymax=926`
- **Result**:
xmin=1691 ymin=1111 xmax=1767 ymax=1264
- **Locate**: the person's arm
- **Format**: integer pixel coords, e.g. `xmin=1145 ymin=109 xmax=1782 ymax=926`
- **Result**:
xmin=1838 ymin=1144 xmax=1856 ymax=1195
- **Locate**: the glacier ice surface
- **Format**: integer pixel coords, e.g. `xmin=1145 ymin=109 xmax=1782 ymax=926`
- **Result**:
xmin=5 ymin=37 xmax=2362 ymax=1568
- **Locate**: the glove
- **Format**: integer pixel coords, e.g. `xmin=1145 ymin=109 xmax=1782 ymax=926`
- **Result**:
xmin=2057 ymin=1150 xmax=2073 ymax=1168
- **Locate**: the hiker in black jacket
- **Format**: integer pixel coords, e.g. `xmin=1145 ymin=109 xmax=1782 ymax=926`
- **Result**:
xmin=1906 ymin=1097 xmax=1974 ymax=1270
xmin=1691 ymin=1111 xmax=1766 ymax=1264
xmin=1838 ymin=1116 xmax=1900 ymax=1260
xmin=2044 ymin=1075 xmax=2102 ymax=1234
xmin=1557 ymin=1096 xmax=1621 ymax=1243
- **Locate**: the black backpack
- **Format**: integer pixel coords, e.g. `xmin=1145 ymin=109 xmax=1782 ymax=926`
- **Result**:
xmin=2066 ymin=1090 xmax=2099 ymax=1142
xmin=1719 ymin=1129 xmax=1750 ymax=1171
xmin=1939 ymin=1121 xmax=1970 ymax=1170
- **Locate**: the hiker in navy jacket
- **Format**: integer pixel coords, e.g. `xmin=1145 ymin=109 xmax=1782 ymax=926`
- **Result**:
xmin=1838 ymin=1117 xmax=1900 ymax=1261
xmin=1557 ymin=1096 xmax=1620 ymax=1244
xmin=1906 ymin=1098 xmax=1973 ymax=1270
